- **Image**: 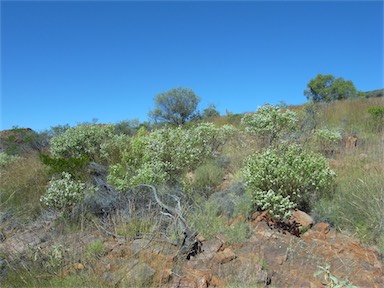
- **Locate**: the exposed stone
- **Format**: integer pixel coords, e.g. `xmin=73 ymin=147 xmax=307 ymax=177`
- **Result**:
xmin=290 ymin=209 xmax=314 ymax=229
xmin=312 ymin=222 xmax=330 ymax=234
xmin=1 ymin=203 xmax=383 ymax=288
xmin=346 ymin=135 xmax=358 ymax=149
xmin=213 ymin=256 xmax=269 ymax=285
xmin=73 ymin=263 xmax=85 ymax=270
xmin=251 ymin=210 xmax=269 ymax=224
xmin=302 ymin=230 xmax=327 ymax=241
xmin=211 ymin=247 xmax=236 ymax=265
xmin=125 ymin=262 xmax=155 ymax=286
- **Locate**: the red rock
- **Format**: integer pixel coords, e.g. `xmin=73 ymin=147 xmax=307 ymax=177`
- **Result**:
xmin=302 ymin=230 xmax=327 ymax=241
xmin=312 ymin=222 xmax=330 ymax=234
xmin=290 ymin=209 xmax=314 ymax=229
xmin=212 ymin=247 xmax=236 ymax=265
xmin=251 ymin=210 xmax=269 ymax=224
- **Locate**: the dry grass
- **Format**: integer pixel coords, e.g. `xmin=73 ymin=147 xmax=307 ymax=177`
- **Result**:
xmin=314 ymin=131 xmax=384 ymax=252
xmin=0 ymin=152 xmax=49 ymax=221
xmin=317 ymin=97 xmax=383 ymax=135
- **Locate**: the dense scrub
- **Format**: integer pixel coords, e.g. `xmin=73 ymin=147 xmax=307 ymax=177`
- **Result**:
xmin=1 ymin=97 xmax=383 ymax=286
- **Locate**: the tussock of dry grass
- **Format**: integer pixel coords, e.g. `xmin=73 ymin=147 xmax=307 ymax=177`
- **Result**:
xmin=314 ymin=134 xmax=384 ymax=252
xmin=0 ymin=152 xmax=49 ymax=220
xmin=317 ymin=97 xmax=383 ymax=135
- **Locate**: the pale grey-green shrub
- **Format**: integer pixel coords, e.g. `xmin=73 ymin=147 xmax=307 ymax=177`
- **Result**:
xmin=241 ymin=104 xmax=298 ymax=145
xmin=107 ymin=123 xmax=236 ymax=190
xmin=40 ymin=172 xmax=87 ymax=211
xmin=243 ymin=144 xmax=336 ymax=214
xmin=314 ymin=128 xmax=342 ymax=155
xmin=99 ymin=134 xmax=131 ymax=165
xmin=49 ymin=124 xmax=114 ymax=161
xmin=250 ymin=189 xmax=296 ymax=220
xmin=0 ymin=152 xmax=20 ymax=168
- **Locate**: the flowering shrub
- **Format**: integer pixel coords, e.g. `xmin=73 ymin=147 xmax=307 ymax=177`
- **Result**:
xmin=314 ymin=128 xmax=342 ymax=155
xmin=107 ymin=123 xmax=236 ymax=190
xmin=49 ymin=124 xmax=114 ymax=161
xmin=241 ymin=104 xmax=298 ymax=145
xmin=243 ymin=144 xmax=336 ymax=215
xmin=100 ymin=134 xmax=132 ymax=165
xmin=0 ymin=152 xmax=20 ymax=168
xmin=40 ymin=172 xmax=87 ymax=210
xmin=251 ymin=190 xmax=297 ymax=220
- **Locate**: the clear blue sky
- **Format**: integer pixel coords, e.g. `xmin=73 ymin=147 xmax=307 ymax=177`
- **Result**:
xmin=1 ymin=0 xmax=383 ymax=132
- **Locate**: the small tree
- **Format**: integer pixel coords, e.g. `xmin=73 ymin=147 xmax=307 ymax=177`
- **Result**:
xmin=304 ymin=74 xmax=359 ymax=102
xmin=202 ymin=104 xmax=220 ymax=120
xmin=241 ymin=104 xmax=298 ymax=145
xmin=149 ymin=87 xmax=200 ymax=126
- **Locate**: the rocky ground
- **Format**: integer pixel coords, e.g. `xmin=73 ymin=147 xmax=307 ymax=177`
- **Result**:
xmin=0 ymin=209 xmax=382 ymax=287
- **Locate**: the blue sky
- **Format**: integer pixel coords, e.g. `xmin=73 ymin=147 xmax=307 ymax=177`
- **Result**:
xmin=1 ymin=0 xmax=383 ymax=132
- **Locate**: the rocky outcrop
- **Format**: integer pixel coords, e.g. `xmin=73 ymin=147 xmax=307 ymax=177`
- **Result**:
xmin=0 ymin=210 xmax=382 ymax=287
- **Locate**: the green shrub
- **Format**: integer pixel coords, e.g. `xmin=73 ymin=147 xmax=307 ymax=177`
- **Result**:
xmin=367 ymin=106 xmax=384 ymax=132
xmin=241 ymin=104 xmax=298 ymax=145
xmin=250 ymin=189 xmax=297 ymax=220
xmin=85 ymin=240 xmax=106 ymax=259
xmin=0 ymin=152 xmax=20 ymax=168
xmin=39 ymin=153 xmax=89 ymax=179
xmin=107 ymin=123 xmax=236 ymax=190
xmin=40 ymin=172 xmax=88 ymax=211
xmin=243 ymin=144 xmax=336 ymax=215
xmin=189 ymin=200 xmax=250 ymax=244
xmin=314 ymin=128 xmax=342 ymax=156
xmin=314 ymin=168 xmax=384 ymax=253
xmin=99 ymin=134 xmax=131 ymax=165
xmin=223 ymin=221 xmax=250 ymax=245
xmin=190 ymin=160 xmax=225 ymax=197
xmin=114 ymin=218 xmax=153 ymax=237
xmin=49 ymin=124 xmax=114 ymax=162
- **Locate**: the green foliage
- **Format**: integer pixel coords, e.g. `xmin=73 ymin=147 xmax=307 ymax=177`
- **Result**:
xmin=149 ymin=87 xmax=201 ymax=125
xmin=314 ymin=128 xmax=342 ymax=155
xmin=85 ymin=240 xmax=105 ymax=259
xmin=40 ymin=172 xmax=88 ymax=211
xmin=250 ymin=189 xmax=296 ymax=220
xmin=49 ymin=124 xmax=114 ymax=162
xmin=190 ymin=160 xmax=226 ymax=197
xmin=113 ymin=118 xmax=141 ymax=136
xmin=114 ymin=218 xmax=153 ymax=237
xmin=304 ymin=74 xmax=359 ymax=102
xmin=43 ymin=124 xmax=71 ymax=138
xmin=0 ymin=152 xmax=20 ymax=168
xmin=241 ymin=104 xmax=298 ymax=145
xmin=107 ymin=123 xmax=235 ymax=190
xmin=301 ymin=101 xmax=320 ymax=132
xmin=99 ymin=134 xmax=132 ymax=166
xmin=243 ymin=144 xmax=336 ymax=214
xmin=39 ymin=153 xmax=89 ymax=179
xmin=314 ymin=167 xmax=384 ymax=253
xmin=367 ymin=106 xmax=384 ymax=132
xmin=0 ymin=154 xmax=49 ymax=220
xmin=189 ymin=201 xmax=250 ymax=243
xmin=202 ymin=104 xmax=220 ymax=120
xmin=223 ymin=221 xmax=250 ymax=245
xmin=0 ymin=128 xmax=47 ymax=155
xmin=363 ymin=88 xmax=384 ymax=98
